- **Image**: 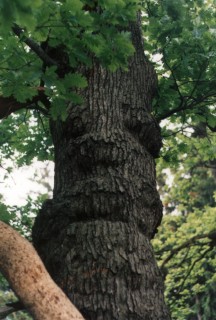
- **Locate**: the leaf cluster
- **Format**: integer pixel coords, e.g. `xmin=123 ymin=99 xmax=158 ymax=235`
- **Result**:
xmin=0 ymin=110 xmax=53 ymax=166
xmin=153 ymin=207 xmax=216 ymax=320
xmin=0 ymin=194 xmax=46 ymax=238
xmin=143 ymin=0 xmax=216 ymax=140
xmin=0 ymin=0 xmax=139 ymax=120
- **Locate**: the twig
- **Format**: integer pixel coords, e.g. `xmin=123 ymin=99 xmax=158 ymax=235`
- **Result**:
xmin=12 ymin=24 xmax=58 ymax=67
xmin=0 ymin=301 xmax=25 ymax=319
xmin=162 ymin=50 xmax=184 ymax=101
xmin=160 ymin=232 xmax=215 ymax=269
xmin=177 ymin=247 xmax=212 ymax=294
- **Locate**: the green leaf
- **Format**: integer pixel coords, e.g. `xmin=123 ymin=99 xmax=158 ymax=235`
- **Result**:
xmin=0 ymin=202 xmax=15 ymax=223
xmin=63 ymin=73 xmax=87 ymax=88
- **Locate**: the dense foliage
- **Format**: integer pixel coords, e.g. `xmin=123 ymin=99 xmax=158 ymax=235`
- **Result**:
xmin=0 ymin=0 xmax=215 ymax=319
xmin=153 ymin=207 xmax=216 ymax=320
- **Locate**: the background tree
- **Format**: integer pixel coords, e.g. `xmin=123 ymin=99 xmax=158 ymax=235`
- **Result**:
xmin=0 ymin=0 xmax=216 ymax=319
xmin=154 ymin=126 xmax=216 ymax=320
xmin=146 ymin=1 xmax=216 ymax=318
xmin=153 ymin=207 xmax=216 ymax=320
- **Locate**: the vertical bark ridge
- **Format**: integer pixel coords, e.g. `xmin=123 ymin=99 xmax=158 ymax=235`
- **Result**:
xmin=33 ymin=15 xmax=170 ymax=320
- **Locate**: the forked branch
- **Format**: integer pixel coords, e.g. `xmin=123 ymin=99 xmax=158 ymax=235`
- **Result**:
xmin=160 ymin=231 xmax=216 ymax=269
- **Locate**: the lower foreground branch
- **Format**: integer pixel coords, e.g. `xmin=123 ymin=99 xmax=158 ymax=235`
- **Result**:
xmin=0 ymin=221 xmax=84 ymax=320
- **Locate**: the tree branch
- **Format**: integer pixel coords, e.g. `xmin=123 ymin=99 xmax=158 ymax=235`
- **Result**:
xmin=156 ymin=92 xmax=216 ymax=122
xmin=12 ymin=25 xmax=58 ymax=67
xmin=156 ymin=102 xmax=188 ymax=122
xmin=0 ymin=90 xmax=50 ymax=119
xmin=160 ymin=231 xmax=216 ymax=269
xmin=185 ymin=59 xmax=209 ymax=105
xmin=0 ymin=96 xmax=25 ymax=119
xmin=177 ymin=247 xmax=212 ymax=294
xmin=162 ymin=51 xmax=184 ymax=101
xmin=0 ymin=221 xmax=84 ymax=320
xmin=0 ymin=301 xmax=25 ymax=319
xmin=156 ymin=51 xmax=216 ymax=123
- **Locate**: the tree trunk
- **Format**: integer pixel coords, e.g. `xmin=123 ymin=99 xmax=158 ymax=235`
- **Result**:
xmin=32 ymin=15 xmax=171 ymax=320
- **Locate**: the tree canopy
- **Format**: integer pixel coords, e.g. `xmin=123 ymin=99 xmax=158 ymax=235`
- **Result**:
xmin=0 ymin=0 xmax=215 ymax=166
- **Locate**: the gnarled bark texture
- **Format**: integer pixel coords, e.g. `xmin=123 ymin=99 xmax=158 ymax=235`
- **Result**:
xmin=0 ymin=221 xmax=84 ymax=320
xmin=33 ymin=15 xmax=171 ymax=320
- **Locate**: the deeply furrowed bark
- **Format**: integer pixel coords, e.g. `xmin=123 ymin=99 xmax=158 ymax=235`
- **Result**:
xmin=33 ymin=15 xmax=171 ymax=320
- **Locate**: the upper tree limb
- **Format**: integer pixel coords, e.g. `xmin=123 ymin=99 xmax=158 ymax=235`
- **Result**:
xmin=0 ymin=90 xmax=50 ymax=120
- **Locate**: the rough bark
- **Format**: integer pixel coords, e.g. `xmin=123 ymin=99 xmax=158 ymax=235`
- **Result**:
xmin=0 ymin=221 xmax=84 ymax=320
xmin=33 ymin=15 xmax=171 ymax=320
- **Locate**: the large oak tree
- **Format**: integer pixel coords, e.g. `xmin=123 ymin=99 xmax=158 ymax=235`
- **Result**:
xmin=0 ymin=1 xmax=215 ymax=319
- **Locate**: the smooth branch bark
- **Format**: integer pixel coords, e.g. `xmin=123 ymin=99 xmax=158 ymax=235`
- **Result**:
xmin=0 ymin=221 xmax=84 ymax=320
